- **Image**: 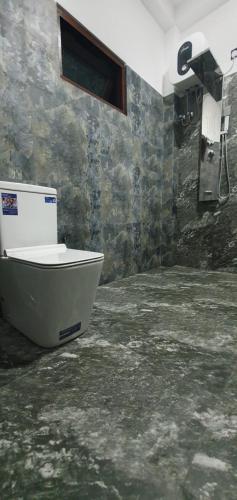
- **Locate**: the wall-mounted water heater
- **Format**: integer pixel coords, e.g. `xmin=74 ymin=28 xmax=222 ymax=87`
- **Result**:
xmin=169 ymin=32 xmax=210 ymax=93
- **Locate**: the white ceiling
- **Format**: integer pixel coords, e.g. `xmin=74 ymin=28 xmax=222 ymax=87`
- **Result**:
xmin=142 ymin=0 xmax=229 ymax=32
xmin=170 ymin=0 xmax=184 ymax=7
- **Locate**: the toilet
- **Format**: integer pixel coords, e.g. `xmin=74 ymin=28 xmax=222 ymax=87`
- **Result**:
xmin=0 ymin=181 xmax=104 ymax=347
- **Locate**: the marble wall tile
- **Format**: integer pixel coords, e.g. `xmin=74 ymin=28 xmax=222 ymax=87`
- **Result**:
xmin=161 ymin=95 xmax=176 ymax=266
xmin=5 ymin=1 xmax=237 ymax=275
xmin=0 ymin=0 xmax=165 ymax=283
xmin=172 ymin=73 xmax=237 ymax=270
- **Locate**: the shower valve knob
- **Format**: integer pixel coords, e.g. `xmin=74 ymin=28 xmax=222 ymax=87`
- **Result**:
xmin=208 ymin=150 xmax=215 ymax=160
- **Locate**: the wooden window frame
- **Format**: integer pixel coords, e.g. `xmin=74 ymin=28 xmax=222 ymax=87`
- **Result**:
xmin=57 ymin=4 xmax=127 ymax=115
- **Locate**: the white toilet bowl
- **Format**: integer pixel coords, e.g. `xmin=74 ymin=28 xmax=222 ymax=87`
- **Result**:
xmin=0 ymin=182 xmax=104 ymax=347
xmin=0 ymin=244 xmax=103 ymax=347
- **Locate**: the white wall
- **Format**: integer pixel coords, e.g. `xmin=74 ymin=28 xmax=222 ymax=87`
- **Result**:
xmin=55 ymin=0 xmax=237 ymax=96
xmin=163 ymin=25 xmax=181 ymax=96
xmin=181 ymin=0 xmax=237 ymax=75
xmin=56 ymin=0 xmax=165 ymax=95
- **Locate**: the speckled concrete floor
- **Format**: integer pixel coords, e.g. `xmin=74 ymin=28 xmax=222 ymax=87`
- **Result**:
xmin=1 ymin=266 xmax=237 ymax=499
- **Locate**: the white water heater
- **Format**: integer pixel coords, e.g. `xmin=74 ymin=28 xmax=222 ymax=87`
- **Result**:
xmin=169 ymin=32 xmax=209 ymax=92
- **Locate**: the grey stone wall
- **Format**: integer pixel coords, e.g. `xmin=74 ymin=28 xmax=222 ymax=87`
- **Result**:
xmin=172 ymin=73 xmax=237 ymax=270
xmin=3 ymin=1 xmax=235 ymax=277
xmin=161 ymin=95 xmax=176 ymax=266
xmin=0 ymin=0 xmax=165 ymax=283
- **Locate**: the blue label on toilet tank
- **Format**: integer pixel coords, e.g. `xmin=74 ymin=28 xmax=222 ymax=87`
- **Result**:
xmin=1 ymin=193 xmax=18 ymax=215
xmin=45 ymin=196 xmax=57 ymax=204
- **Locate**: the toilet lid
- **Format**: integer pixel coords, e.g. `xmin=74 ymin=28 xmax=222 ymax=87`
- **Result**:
xmin=5 ymin=244 xmax=104 ymax=268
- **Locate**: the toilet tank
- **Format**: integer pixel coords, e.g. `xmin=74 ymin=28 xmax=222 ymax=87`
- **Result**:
xmin=0 ymin=181 xmax=57 ymax=255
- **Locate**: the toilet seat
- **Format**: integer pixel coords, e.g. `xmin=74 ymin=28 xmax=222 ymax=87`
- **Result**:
xmin=4 ymin=244 xmax=104 ymax=269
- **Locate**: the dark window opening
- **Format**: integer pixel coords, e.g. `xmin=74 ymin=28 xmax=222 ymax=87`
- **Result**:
xmin=57 ymin=5 xmax=127 ymax=114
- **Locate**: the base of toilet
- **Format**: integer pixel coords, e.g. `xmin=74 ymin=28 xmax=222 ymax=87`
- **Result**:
xmin=0 ymin=257 xmax=103 ymax=348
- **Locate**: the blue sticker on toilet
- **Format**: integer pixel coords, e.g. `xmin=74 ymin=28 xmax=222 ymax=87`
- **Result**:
xmin=45 ymin=196 xmax=57 ymax=204
xmin=59 ymin=321 xmax=81 ymax=341
xmin=1 ymin=193 xmax=18 ymax=215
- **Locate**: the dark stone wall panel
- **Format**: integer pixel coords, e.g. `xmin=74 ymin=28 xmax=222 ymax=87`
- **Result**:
xmin=161 ymin=95 xmax=176 ymax=266
xmin=173 ymin=73 xmax=237 ymax=270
